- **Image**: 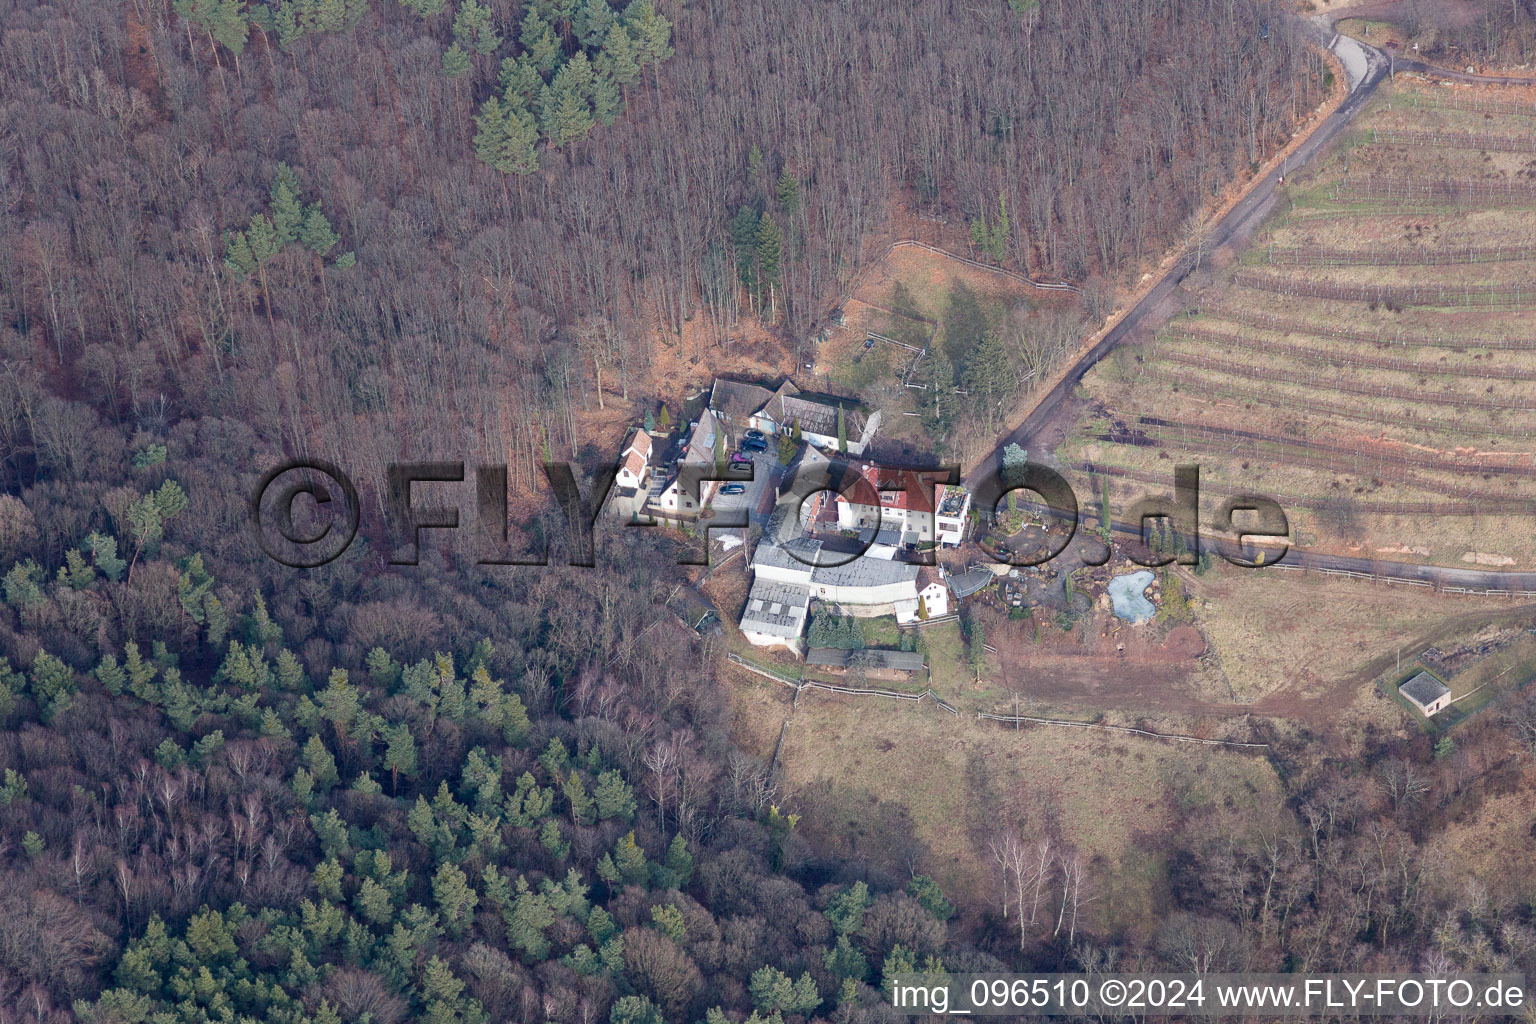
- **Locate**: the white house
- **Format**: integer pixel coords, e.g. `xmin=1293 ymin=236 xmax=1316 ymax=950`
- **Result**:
xmin=615 ymin=428 xmax=652 ymax=492
xmin=648 ymin=410 xmax=723 ymax=517
xmin=894 ymin=567 xmax=951 ymax=624
xmin=834 ymin=463 xmax=947 ymax=548
xmin=752 ymin=537 xmax=919 ymax=620
xmin=934 ymin=484 xmax=971 ymax=548
xmin=917 ymin=566 xmax=950 ymax=617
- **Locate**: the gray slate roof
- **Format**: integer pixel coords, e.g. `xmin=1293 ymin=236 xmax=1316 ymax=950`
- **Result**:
xmin=709 ymin=379 xmax=775 ymax=423
xmin=740 ymin=580 xmax=811 ymax=639
xmin=752 ymin=538 xmax=823 ymax=574
xmin=809 ymin=555 xmax=918 ymax=589
xmin=1400 ymin=671 xmax=1450 ymax=708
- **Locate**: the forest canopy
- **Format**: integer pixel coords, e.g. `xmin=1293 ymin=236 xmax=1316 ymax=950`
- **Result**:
xmin=1 ymin=1 xmax=1478 ymax=1023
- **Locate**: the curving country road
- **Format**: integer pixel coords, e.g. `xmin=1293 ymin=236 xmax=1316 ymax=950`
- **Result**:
xmin=965 ymin=13 xmax=1536 ymax=592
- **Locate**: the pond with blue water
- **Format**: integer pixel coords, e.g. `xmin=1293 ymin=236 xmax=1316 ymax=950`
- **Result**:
xmin=1107 ymin=570 xmax=1156 ymax=623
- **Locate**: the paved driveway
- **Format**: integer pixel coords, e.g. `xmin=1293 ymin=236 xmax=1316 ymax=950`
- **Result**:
xmin=709 ymin=449 xmax=779 ymax=524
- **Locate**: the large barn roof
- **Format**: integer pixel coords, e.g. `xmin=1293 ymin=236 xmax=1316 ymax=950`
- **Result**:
xmin=740 ymin=580 xmax=811 ymax=639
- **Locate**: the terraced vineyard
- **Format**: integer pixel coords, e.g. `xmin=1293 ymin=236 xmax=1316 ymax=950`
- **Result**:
xmin=1069 ymin=77 xmax=1536 ymax=568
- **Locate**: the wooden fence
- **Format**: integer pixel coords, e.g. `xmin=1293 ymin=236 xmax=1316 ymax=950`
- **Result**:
xmin=975 ymin=711 xmax=1270 ymax=750
xmin=1061 ymin=457 xmax=1536 ymax=516
xmin=1138 ymin=366 xmax=1536 ymax=443
xmin=1400 ymin=93 xmax=1536 ymax=118
xmin=1266 ymin=561 xmax=1536 ymax=598
xmin=726 ymin=653 xmax=959 ymax=714
xmin=1131 ymin=414 xmax=1536 ymax=476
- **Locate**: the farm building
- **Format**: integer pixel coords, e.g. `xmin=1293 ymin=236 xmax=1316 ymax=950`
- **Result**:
xmin=1400 ymin=671 xmax=1452 ymax=717
xmin=806 ymin=648 xmax=926 ymax=674
xmin=751 ymin=537 xmax=821 ymax=586
xmin=834 ymin=462 xmax=944 ymax=545
xmin=739 ymin=579 xmax=812 ymax=654
xmin=750 ymin=537 xmax=920 ymax=616
xmin=708 ymin=377 xmax=881 ymax=455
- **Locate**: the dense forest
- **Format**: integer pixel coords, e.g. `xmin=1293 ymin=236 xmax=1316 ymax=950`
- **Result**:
xmin=0 ymin=0 xmax=1327 ymax=494
xmin=1402 ymin=0 xmax=1536 ymax=67
xmin=11 ymin=1 xmax=1536 ymax=1023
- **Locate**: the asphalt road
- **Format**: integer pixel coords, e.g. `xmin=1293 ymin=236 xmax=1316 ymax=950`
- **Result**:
xmin=965 ymin=17 xmax=1536 ymax=592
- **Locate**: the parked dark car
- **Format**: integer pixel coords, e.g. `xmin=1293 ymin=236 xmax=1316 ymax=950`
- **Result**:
xmin=720 ymin=483 xmax=746 ymax=495
xmin=741 ymin=436 xmax=768 ymax=452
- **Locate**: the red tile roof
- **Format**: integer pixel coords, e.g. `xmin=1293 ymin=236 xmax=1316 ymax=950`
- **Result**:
xmin=623 ymin=428 xmax=653 ymax=460
xmin=835 ymin=463 xmax=944 ymax=514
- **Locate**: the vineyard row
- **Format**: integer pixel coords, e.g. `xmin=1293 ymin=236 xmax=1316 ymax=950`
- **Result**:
xmin=1159 ymin=326 xmax=1536 ymax=381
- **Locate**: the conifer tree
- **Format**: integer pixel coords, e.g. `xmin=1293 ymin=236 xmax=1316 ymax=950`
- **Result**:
xmin=755 ymin=217 xmax=783 ymax=290
xmin=383 ymin=722 xmax=418 ymax=792
xmin=441 ymin=41 xmax=472 ymax=83
xmin=600 ymin=22 xmax=640 ymax=99
xmin=432 ymin=863 xmax=479 ymax=937
xmin=499 ymin=54 xmax=544 ymax=105
xmin=776 ymin=169 xmax=800 ymax=216
xmin=474 ymin=95 xmax=540 ymax=178
xmin=269 ymin=164 xmax=304 ymax=245
xmin=453 ymin=0 xmax=502 ymax=54
xmin=520 ymin=8 xmax=561 ymax=73
xmin=576 ymin=0 xmax=615 ymax=48
xmin=540 ymin=65 xmax=595 ymax=145
xmin=591 ymin=67 xmax=621 ymax=125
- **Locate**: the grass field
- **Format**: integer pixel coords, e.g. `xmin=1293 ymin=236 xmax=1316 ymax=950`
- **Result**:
xmin=1071 ymin=77 xmax=1536 ymax=569
xmin=729 ymin=677 xmax=1287 ymax=938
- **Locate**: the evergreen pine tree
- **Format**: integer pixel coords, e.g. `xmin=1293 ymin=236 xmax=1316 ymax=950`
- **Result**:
xmin=453 ymin=0 xmax=502 ymax=54
xmin=540 ymin=67 xmax=595 ymax=145
xmin=576 ymin=0 xmax=615 ymax=48
xmin=474 ymin=95 xmax=540 ymax=177
xmin=269 ymin=165 xmax=304 ymax=246
xmin=441 ymin=41 xmax=472 ymax=79
xmin=383 ymin=723 xmax=417 ymax=792
xmin=499 ymin=54 xmax=545 ymax=105
xmin=776 ymin=170 xmax=800 ymax=216
xmin=755 ymin=217 xmax=783 ymax=288
xmin=921 ymin=344 xmax=958 ymax=430
xmin=600 ymin=22 xmax=640 ymax=95
xmin=520 ymin=8 xmax=561 ymax=73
